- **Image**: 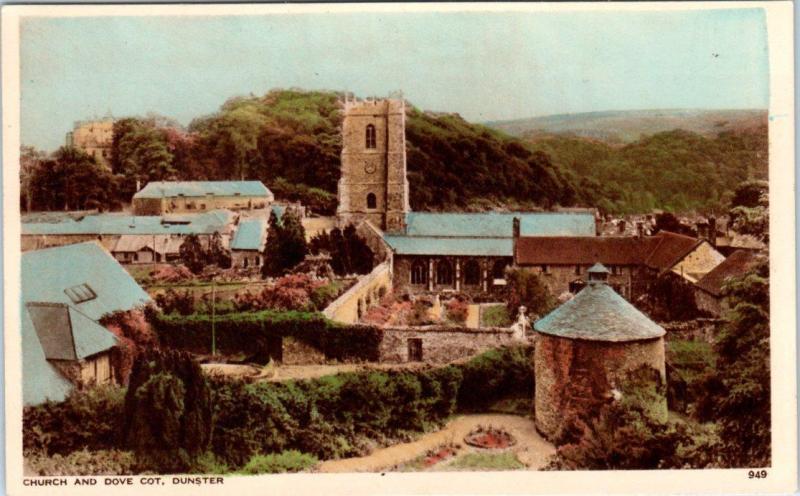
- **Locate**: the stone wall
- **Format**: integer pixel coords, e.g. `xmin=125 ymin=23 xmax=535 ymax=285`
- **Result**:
xmin=694 ymin=289 xmax=722 ymax=317
xmin=392 ymin=255 xmax=510 ymax=299
xmin=356 ymin=220 xmax=392 ymax=264
xmin=323 ymin=262 xmax=392 ymax=324
xmin=379 ymin=325 xmax=518 ymax=364
xmin=231 ymin=250 xmax=262 ymax=270
xmin=520 ymin=264 xmax=647 ymax=300
xmin=662 ymin=318 xmax=720 ymax=343
xmin=133 ymin=195 xmax=271 ymax=215
xmin=534 ymin=333 xmax=667 ymax=440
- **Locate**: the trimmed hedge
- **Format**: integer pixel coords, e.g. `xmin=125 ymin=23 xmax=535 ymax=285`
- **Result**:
xmin=152 ymin=310 xmax=383 ymax=362
xmin=23 ymin=345 xmax=534 ymax=472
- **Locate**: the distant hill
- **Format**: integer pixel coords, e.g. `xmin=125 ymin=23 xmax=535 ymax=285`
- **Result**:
xmin=486 ymin=109 xmax=768 ymax=144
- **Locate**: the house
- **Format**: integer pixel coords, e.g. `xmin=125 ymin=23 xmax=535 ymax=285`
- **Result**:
xmin=22 ymin=242 xmax=152 ymax=405
xmin=513 ymin=230 xmax=726 ymax=299
xmin=21 ymin=209 xmax=236 ymax=263
xmin=230 ymin=219 xmax=267 ymax=269
xmin=132 ymin=181 xmax=273 ymax=215
xmin=695 ymin=250 xmax=764 ymax=317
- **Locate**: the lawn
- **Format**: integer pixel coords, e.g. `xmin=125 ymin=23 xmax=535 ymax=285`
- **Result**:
xmin=480 ymin=305 xmax=512 ymax=327
xmin=443 ymin=452 xmax=524 ymax=471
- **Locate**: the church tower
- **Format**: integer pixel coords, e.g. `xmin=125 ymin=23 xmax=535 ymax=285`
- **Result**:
xmin=337 ymin=97 xmax=409 ymax=232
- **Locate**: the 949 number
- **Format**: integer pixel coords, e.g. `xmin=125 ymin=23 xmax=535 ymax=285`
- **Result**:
xmin=748 ymin=470 xmax=768 ymax=479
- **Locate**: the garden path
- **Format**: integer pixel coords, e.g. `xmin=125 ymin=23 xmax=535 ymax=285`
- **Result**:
xmin=316 ymin=414 xmax=555 ymax=473
xmin=465 ymin=304 xmax=480 ymax=328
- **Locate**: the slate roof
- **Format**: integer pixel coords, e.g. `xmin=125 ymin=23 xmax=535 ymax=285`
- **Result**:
xmin=133 ymin=181 xmax=272 ymax=199
xmin=231 ymin=219 xmax=266 ymax=251
xmin=22 ymin=242 xmax=151 ymax=321
xmin=22 ymin=210 xmax=235 ymax=236
xmin=534 ymin=282 xmax=666 ymax=342
xmin=383 ymin=235 xmax=512 ymax=257
xmin=514 ymin=237 xmax=660 ymax=265
xmin=644 ymin=231 xmax=703 ymax=271
xmin=404 ymin=212 xmax=596 ymax=238
xmin=26 ymin=303 xmax=118 ymax=360
xmin=696 ymin=250 xmax=762 ymax=297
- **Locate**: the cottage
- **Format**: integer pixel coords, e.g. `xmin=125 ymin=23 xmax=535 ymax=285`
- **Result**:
xmin=695 ymin=250 xmax=765 ymax=317
xmin=132 ymin=181 xmax=273 ymax=215
xmin=533 ymin=264 xmax=667 ymax=440
xmin=230 ymin=218 xmax=267 ymax=269
xmin=22 ymin=242 xmax=152 ymax=405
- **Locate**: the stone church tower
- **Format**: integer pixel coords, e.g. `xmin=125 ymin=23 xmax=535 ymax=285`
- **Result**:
xmin=337 ymin=98 xmax=409 ymax=232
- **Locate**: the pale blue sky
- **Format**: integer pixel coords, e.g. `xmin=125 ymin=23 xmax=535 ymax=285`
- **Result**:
xmin=21 ymin=9 xmax=769 ymax=151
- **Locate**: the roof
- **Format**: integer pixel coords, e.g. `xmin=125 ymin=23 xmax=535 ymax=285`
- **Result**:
xmin=515 ymin=236 xmax=660 ymax=265
xmin=644 ymin=231 xmax=703 ymax=271
xmin=383 ymin=235 xmax=512 ymax=257
xmin=587 ymin=262 xmax=610 ymax=274
xmin=22 ymin=209 xmax=235 ymax=236
xmin=22 ymin=305 xmax=72 ymax=406
xmin=403 ymin=212 xmax=596 ymax=238
xmin=696 ymin=250 xmax=762 ymax=297
xmin=133 ymin=181 xmax=272 ymax=199
xmin=112 ymin=234 xmax=183 ymax=255
xmin=22 ymin=242 xmax=151 ymax=321
xmin=231 ymin=219 xmax=266 ymax=251
xmin=534 ymin=282 xmax=666 ymax=342
xmin=26 ymin=303 xmax=117 ymax=360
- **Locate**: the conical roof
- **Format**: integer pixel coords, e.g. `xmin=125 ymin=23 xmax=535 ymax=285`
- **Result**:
xmin=534 ymin=283 xmax=665 ymax=342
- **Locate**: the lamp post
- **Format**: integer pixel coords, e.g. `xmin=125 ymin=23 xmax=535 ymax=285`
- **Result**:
xmin=211 ymin=280 xmax=216 ymax=356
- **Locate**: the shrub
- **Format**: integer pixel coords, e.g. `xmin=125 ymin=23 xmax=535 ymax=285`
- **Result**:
xmin=480 ymin=305 xmax=512 ymax=327
xmin=123 ymin=349 xmax=213 ymax=473
xmin=150 ymin=310 xmax=384 ymax=363
xmin=100 ymin=308 xmax=159 ymax=383
xmin=155 ymin=288 xmax=195 ymax=316
xmin=25 ymin=449 xmax=136 ymax=476
xmin=445 ymin=297 xmax=469 ymax=324
xmin=457 ymin=346 xmax=534 ymax=411
xmin=308 ymin=225 xmax=374 ymax=276
xmin=23 ymin=386 xmax=126 ymax=455
xmin=505 ymin=268 xmax=556 ymax=318
xmin=238 ymin=450 xmax=318 ymax=474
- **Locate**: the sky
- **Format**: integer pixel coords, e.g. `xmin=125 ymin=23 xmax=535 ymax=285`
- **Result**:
xmin=20 ymin=8 xmax=770 ymax=151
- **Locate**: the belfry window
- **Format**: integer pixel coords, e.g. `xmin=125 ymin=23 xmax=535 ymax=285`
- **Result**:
xmin=365 ymin=124 xmax=376 ymax=149
xmin=411 ymin=260 xmax=428 ymax=285
xmin=366 ymin=192 xmax=377 ymax=209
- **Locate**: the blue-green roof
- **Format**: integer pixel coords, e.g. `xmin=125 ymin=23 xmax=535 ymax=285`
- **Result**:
xmin=231 ymin=219 xmax=265 ymax=251
xmin=404 ymin=212 xmax=596 ymax=238
xmin=534 ymin=282 xmax=665 ymax=342
xmin=271 ymin=205 xmax=286 ymax=222
xmin=22 ymin=210 xmax=234 ymax=236
xmin=133 ymin=181 xmax=272 ymax=199
xmin=383 ymin=235 xmax=512 ymax=256
xmin=22 ymin=242 xmax=151 ymax=321
xmin=27 ymin=303 xmax=118 ymax=360
xmin=22 ymin=304 xmax=72 ymax=406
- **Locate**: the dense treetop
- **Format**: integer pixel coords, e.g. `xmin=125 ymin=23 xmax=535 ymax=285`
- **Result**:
xmin=22 ymin=89 xmax=767 ymax=215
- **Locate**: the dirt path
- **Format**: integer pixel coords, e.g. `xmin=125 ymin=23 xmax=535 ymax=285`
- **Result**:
xmin=465 ymin=304 xmax=480 ymax=329
xmin=317 ymin=414 xmax=555 ymax=473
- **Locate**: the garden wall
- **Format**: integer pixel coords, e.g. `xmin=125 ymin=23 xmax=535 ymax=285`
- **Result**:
xmin=380 ymin=325 xmax=518 ymax=364
xmin=322 ymin=261 xmax=391 ymax=324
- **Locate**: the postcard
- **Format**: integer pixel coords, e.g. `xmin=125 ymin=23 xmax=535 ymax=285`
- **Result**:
xmin=2 ymin=2 xmax=796 ymax=494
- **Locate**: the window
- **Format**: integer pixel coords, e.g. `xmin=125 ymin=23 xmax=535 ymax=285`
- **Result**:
xmin=408 ymin=338 xmax=423 ymax=362
xmin=610 ymin=265 xmax=620 ymax=275
xmin=436 ymin=260 xmax=454 ymax=286
xmin=574 ymin=265 xmax=582 ymax=275
xmin=492 ymin=259 xmax=509 ymax=280
xmin=366 ymin=193 xmax=377 ymax=209
xmin=540 ymin=264 xmax=550 ymax=274
xmin=411 ymin=260 xmax=428 ymax=285
xmin=64 ymin=283 xmax=97 ymax=304
xmin=365 ymin=124 xmax=377 ymax=149
xmin=464 ymin=260 xmax=481 ymax=286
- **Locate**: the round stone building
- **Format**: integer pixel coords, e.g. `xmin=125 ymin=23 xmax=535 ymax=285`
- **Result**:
xmin=533 ymin=263 xmax=667 ymax=440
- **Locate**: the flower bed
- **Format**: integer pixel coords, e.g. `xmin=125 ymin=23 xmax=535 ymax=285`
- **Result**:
xmin=464 ymin=426 xmax=516 ymax=450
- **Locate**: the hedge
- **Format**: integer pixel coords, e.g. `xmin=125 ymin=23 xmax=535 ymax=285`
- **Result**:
xmin=151 ymin=310 xmax=384 ymax=362
xmin=24 ymin=345 xmax=534 ymax=471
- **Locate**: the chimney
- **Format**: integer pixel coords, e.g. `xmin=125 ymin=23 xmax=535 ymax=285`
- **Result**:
xmin=708 ymin=216 xmax=717 ymax=247
xmin=512 ymin=217 xmax=521 ymax=265
xmin=136 ymin=179 xmax=141 ymax=192
xmin=512 ymin=216 xmax=521 ymax=239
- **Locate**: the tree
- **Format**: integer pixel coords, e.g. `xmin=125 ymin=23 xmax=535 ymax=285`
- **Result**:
xmin=308 ymin=225 xmax=374 ymax=275
xmin=112 ymin=118 xmax=174 ymax=196
xmin=207 ymin=231 xmax=232 ymax=269
xmin=179 ymin=234 xmax=206 ymax=274
xmin=123 ymin=349 xmax=213 ymax=473
xmin=697 ymin=259 xmax=770 ymax=467
xmin=505 ymin=268 xmax=556 ymax=318
xmin=261 ymin=209 xmax=308 ymax=277
xmin=20 ymin=145 xmax=45 ymax=212
xmin=28 ymin=146 xmax=119 ymax=211
xmin=729 ymin=180 xmax=769 ymax=242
